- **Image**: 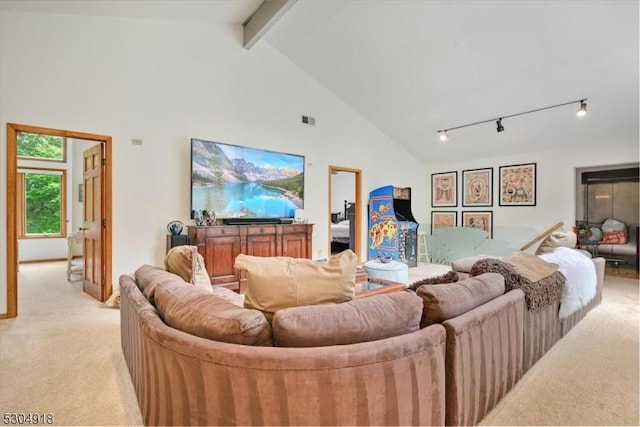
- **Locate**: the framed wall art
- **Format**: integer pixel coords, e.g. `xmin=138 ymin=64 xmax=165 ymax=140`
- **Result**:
xmin=462 ymin=167 xmax=493 ymax=207
xmin=462 ymin=211 xmax=493 ymax=238
xmin=431 ymin=211 xmax=457 ymax=234
xmin=431 ymin=171 xmax=457 ymax=207
xmin=499 ymin=163 xmax=536 ymax=206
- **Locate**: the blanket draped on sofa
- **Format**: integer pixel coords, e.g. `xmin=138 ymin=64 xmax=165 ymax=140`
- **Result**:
xmin=539 ymin=246 xmax=597 ymax=318
xmin=470 ymin=252 xmax=565 ymax=311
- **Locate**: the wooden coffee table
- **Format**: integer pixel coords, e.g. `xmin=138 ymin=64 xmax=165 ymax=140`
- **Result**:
xmin=355 ymin=277 xmax=407 ymax=298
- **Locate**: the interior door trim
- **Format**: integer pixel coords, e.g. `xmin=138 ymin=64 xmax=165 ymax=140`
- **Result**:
xmin=4 ymin=123 xmax=112 ymax=318
xmin=328 ymin=166 xmax=362 ymax=261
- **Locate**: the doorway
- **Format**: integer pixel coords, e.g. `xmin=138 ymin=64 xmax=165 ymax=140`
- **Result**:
xmin=328 ymin=166 xmax=362 ymax=260
xmin=4 ymin=123 xmax=113 ymax=318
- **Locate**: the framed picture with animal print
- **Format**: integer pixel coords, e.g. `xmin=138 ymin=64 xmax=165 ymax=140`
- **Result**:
xmin=499 ymin=163 xmax=536 ymax=206
xmin=462 ymin=211 xmax=493 ymax=238
xmin=462 ymin=167 xmax=493 ymax=207
xmin=431 ymin=171 xmax=457 ymax=207
xmin=431 ymin=211 xmax=457 ymax=234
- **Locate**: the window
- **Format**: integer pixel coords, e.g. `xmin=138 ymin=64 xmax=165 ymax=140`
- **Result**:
xmin=17 ymin=168 xmax=67 ymax=238
xmin=17 ymin=132 xmax=66 ymax=162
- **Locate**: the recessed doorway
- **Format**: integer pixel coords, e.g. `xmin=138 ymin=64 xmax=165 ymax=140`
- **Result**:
xmin=328 ymin=166 xmax=362 ymax=260
xmin=4 ymin=123 xmax=113 ymax=319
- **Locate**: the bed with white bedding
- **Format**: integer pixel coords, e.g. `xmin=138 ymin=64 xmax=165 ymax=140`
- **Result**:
xmin=331 ymin=220 xmax=350 ymax=244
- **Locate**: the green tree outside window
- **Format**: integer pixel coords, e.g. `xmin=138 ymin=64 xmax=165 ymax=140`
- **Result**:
xmin=17 ymin=132 xmax=65 ymax=161
xmin=24 ymin=172 xmax=62 ymax=234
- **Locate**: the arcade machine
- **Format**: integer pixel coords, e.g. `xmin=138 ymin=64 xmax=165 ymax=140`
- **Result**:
xmin=368 ymin=185 xmax=419 ymax=267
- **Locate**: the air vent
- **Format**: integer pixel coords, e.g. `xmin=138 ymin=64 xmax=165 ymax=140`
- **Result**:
xmin=301 ymin=115 xmax=316 ymax=126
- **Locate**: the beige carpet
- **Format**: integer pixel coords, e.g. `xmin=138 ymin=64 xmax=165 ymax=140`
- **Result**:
xmin=0 ymin=261 xmax=638 ymax=426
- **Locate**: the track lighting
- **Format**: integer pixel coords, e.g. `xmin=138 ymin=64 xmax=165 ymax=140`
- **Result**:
xmin=577 ymin=100 xmax=587 ymax=117
xmin=437 ymin=98 xmax=588 ymax=141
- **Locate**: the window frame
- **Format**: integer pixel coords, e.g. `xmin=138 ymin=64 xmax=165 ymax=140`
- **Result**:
xmin=16 ymin=167 xmax=67 ymax=239
xmin=16 ymin=132 xmax=67 ymax=163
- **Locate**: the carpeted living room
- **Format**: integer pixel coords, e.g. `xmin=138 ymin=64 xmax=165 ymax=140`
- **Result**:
xmin=1 ymin=1 xmax=639 ymax=426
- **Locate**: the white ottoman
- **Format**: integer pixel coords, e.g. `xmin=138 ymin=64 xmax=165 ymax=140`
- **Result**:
xmin=363 ymin=260 xmax=409 ymax=284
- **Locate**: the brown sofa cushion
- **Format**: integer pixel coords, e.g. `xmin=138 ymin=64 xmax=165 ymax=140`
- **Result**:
xmin=272 ymin=291 xmax=422 ymax=347
xmin=235 ymin=249 xmax=357 ymax=320
xmin=154 ymin=282 xmax=272 ymax=346
xmin=135 ymin=264 xmax=180 ymax=305
xmin=416 ymin=272 xmax=505 ymax=327
xmin=164 ymin=245 xmax=212 ymax=293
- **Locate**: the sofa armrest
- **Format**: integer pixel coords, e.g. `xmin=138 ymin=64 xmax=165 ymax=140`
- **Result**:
xmin=443 ymin=289 xmax=525 ymax=426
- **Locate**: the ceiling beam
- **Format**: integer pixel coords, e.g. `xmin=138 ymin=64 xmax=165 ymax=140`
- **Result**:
xmin=243 ymin=0 xmax=296 ymax=49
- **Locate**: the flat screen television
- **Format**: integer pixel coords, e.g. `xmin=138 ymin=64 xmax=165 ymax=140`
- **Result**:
xmin=190 ymin=138 xmax=304 ymax=224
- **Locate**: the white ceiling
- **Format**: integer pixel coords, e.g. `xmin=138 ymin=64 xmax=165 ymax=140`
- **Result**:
xmin=2 ymin=0 xmax=638 ymax=164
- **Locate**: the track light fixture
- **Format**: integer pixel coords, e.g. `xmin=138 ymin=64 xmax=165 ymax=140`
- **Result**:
xmin=577 ymin=100 xmax=587 ymax=117
xmin=437 ymin=98 xmax=587 ymax=140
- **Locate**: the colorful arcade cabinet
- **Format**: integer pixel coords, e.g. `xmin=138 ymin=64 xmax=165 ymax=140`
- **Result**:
xmin=368 ymin=185 xmax=419 ymax=267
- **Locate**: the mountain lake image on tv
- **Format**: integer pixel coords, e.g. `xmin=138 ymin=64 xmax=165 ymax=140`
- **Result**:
xmin=191 ymin=139 xmax=304 ymax=221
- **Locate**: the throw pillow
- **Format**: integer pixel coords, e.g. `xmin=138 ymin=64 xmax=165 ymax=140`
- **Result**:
xmin=272 ymin=291 xmax=422 ymax=347
xmin=408 ymin=270 xmax=459 ymax=291
xmin=234 ymin=249 xmax=358 ymax=320
xmin=535 ymin=230 xmax=578 ymax=255
xmin=154 ymin=281 xmax=272 ymax=346
xmin=164 ymin=245 xmax=213 ymax=293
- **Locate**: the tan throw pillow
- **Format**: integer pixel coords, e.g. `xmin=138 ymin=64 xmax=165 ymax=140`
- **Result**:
xmin=272 ymin=291 xmax=422 ymax=347
xmin=154 ymin=281 xmax=272 ymax=347
xmin=416 ymin=272 xmax=505 ymax=327
xmin=535 ymin=230 xmax=577 ymax=255
xmin=164 ymin=245 xmax=212 ymax=293
xmin=234 ymin=249 xmax=358 ymax=320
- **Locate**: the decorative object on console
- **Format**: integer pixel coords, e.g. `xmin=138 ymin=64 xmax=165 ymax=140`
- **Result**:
xmin=204 ymin=210 xmax=216 ymax=226
xmin=431 ymin=171 xmax=457 ymax=207
xmin=166 ymin=220 xmax=184 ymax=236
xmin=378 ymin=255 xmax=393 ymax=263
xmin=499 ymin=163 xmax=536 ymax=206
xmin=294 ymin=208 xmax=306 ymax=223
xmin=462 ymin=167 xmax=493 ymax=207
xmin=193 ymin=210 xmax=205 ymax=226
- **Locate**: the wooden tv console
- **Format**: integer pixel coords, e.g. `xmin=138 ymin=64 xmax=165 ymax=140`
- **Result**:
xmin=187 ymin=223 xmax=313 ymax=292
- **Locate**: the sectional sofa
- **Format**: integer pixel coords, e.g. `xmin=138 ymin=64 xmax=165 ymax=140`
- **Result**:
xmin=120 ymin=252 xmax=604 ymax=426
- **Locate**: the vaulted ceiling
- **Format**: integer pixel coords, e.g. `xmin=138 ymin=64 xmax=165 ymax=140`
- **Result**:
xmin=2 ymin=0 xmax=638 ymax=164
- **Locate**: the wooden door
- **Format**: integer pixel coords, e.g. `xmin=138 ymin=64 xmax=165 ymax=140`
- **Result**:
xmin=83 ymin=144 xmax=104 ymax=301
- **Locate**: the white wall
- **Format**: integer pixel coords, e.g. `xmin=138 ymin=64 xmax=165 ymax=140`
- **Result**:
xmin=425 ymin=140 xmax=639 ymax=249
xmin=0 ymin=10 xmax=428 ymax=313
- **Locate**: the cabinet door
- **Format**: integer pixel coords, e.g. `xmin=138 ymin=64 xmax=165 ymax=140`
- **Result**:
xmin=205 ymin=235 xmax=241 ymax=289
xmin=282 ymin=232 xmax=309 ymax=258
xmin=246 ymin=234 xmax=277 ymax=257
